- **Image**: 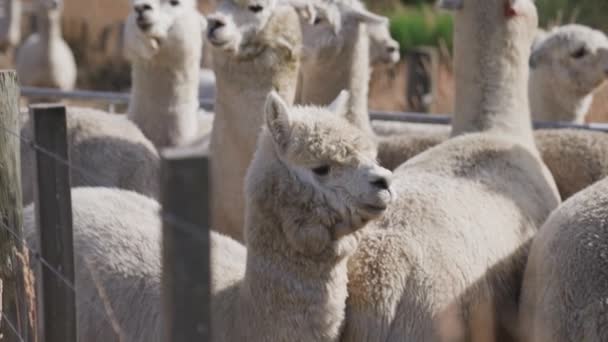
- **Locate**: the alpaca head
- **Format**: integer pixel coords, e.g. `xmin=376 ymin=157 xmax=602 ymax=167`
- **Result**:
xmin=124 ymin=0 xmax=206 ymax=61
xmin=439 ymin=0 xmax=538 ymax=55
xmin=206 ymin=0 xmax=280 ymax=54
xmin=530 ymin=24 xmax=608 ymax=96
xmin=247 ymin=91 xmax=394 ymax=259
xmin=299 ymin=0 xmax=387 ymax=63
xmin=37 ymin=0 xmax=63 ymax=21
xmin=368 ymin=19 xmax=400 ymax=66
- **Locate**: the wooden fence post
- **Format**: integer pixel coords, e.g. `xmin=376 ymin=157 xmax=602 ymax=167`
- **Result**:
xmin=161 ymin=148 xmax=211 ymax=342
xmin=0 ymin=71 xmax=37 ymax=342
xmin=31 ymin=104 xmax=76 ymax=342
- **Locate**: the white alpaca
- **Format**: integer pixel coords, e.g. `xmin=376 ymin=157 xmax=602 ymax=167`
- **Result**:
xmin=124 ymin=0 xmax=208 ymax=148
xmin=20 ymin=107 xmax=160 ymax=205
xmin=529 ymin=24 xmax=608 ymax=123
xmin=296 ymin=0 xmax=386 ymax=134
xmin=16 ymin=0 xmax=77 ymax=90
xmin=0 ymin=0 xmax=21 ymax=51
xmin=375 ymin=25 xmax=608 ymax=199
xmin=24 ymin=92 xmax=394 ymax=342
xmin=519 ymin=176 xmax=608 ymax=342
xmin=342 ymin=0 xmax=560 ymax=340
xmin=367 ymin=17 xmax=400 ymax=67
xmin=207 ymin=0 xmax=305 ymax=241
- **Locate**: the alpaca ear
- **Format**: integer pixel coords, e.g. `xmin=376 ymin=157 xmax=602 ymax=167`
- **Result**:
xmin=328 ymin=90 xmax=350 ymax=118
xmin=283 ymin=0 xmax=317 ymax=25
xmin=529 ymin=40 xmax=548 ymax=69
xmin=265 ymin=91 xmax=292 ymax=151
xmin=437 ymin=0 xmax=463 ymax=10
xmin=345 ymin=6 xmax=387 ymax=25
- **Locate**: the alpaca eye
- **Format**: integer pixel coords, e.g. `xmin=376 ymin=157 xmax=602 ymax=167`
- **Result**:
xmin=313 ymin=17 xmax=323 ymax=25
xmin=169 ymin=0 xmax=180 ymax=6
xmin=248 ymin=4 xmax=264 ymax=13
xmin=312 ymin=165 xmax=331 ymax=176
xmin=571 ymin=47 xmax=588 ymax=59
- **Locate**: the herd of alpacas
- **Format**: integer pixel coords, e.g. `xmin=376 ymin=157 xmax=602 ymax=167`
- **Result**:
xmin=0 ymin=0 xmax=607 ymax=340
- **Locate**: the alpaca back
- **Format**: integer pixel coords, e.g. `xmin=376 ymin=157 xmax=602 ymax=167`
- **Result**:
xmin=20 ymin=107 xmax=160 ymax=205
xmin=23 ymin=187 xmax=247 ymax=342
xmin=520 ymin=177 xmax=608 ymax=342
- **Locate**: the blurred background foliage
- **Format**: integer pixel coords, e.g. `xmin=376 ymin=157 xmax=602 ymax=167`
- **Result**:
xmin=363 ymin=0 xmax=608 ymax=54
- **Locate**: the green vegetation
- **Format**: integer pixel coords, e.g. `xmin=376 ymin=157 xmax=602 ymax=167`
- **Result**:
xmin=535 ymin=0 xmax=608 ymax=31
xmin=387 ymin=5 xmax=453 ymax=53
xmin=365 ymin=0 xmax=608 ymax=54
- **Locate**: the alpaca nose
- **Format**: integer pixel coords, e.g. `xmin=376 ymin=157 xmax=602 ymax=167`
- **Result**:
xmin=371 ymin=176 xmax=391 ymax=191
xmin=387 ymin=45 xmax=397 ymax=54
xmin=134 ymin=2 xmax=153 ymax=16
xmin=207 ymin=17 xmax=225 ymax=35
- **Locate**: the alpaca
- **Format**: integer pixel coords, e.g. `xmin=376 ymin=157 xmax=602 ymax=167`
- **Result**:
xmin=368 ymin=18 xmax=400 ymax=67
xmin=23 ymin=91 xmax=394 ymax=342
xmin=342 ymin=0 xmax=561 ymax=340
xmin=0 ymin=0 xmax=21 ymax=51
xmin=375 ymin=25 xmax=608 ymax=199
xmin=534 ymin=129 xmax=608 ymax=199
xmin=207 ymin=0 xmax=305 ymax=241
xmin=519 ymin=176 xmax=608 ymax=342
xmin=16 ymin=0 xmax=77 ymax=90
xmin=529 ymin=24 xmax=608 ymax=124
xmin=296 ymin=0 xmax=386 ymax=134
xmin=124 ymin=0 xmax=208 ymax=148
xmin=20 ymin=107 xmax=160 ymax=205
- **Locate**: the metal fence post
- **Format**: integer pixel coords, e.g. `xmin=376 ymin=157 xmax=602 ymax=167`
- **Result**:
xmin=31 ymin=104 xmax=77 ymax=342
xmin=161 ymin=148 xmax=211 ymax=342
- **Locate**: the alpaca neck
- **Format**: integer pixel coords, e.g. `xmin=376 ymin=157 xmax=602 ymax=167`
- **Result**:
xmin=37 ymin=11 xmax=61 ymax=53
xmin=128 ymin=53 xmax=201 ymax=148
xmin=235 ymin=145 xmax=349 ymax=341
xmin=450 ymin=10 xmax=535 ymax=147
xmin=529 ymin=70 xmax=592 ymax=124
xmin=299 ymin=24 xmax=372 ymax=134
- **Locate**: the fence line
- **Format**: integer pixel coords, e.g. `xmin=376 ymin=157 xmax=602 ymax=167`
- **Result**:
xmin=0 ymin=111 xmax=212 ymax=342
xmin=20 ymin=86 xmax=608 ymax=133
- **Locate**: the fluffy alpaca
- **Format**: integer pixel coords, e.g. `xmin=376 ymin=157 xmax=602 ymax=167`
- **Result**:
xmin=529 ymin=24 xmax=608 ymax=123
xmin=534 ymin=129 xmax=608 ymax=199
xmin=519 ymin=176 xmax=608 ymax=342
xmin=207 ymin=0 xmax=304 ymax=241
xmin=375 ymin=26 xmax=608 ymax=199
xmin=24 ymin=92 xmax=394 ymax=342
xmin=124 ymin=0 xmax=208 ymax=148
xmin=296 ymin=0 xmax=386 ymax=134
xmin=342 ymin=0 xmax=560 ymax=340
xmin=367 ymin=18 xmax=400 ymax=67
xmin=20 ymin=107 xmax=160 ymax=205
xmin=0 ymin=0 xmax=21 ymax=51
xmin=16 ymin=0 xmax=77 ymax=90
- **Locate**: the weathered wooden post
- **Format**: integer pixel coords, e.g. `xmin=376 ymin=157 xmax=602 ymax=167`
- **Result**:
xmin=0 ymin=71 xmax=37 ymax=342
xmin=31 ymin=104 xmax=76 ymax=342
xmin=161 ymin=147 xmax=211 ymax=342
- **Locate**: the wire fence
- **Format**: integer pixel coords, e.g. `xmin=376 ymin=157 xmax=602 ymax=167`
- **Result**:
xmin=5 ymin=86 xmax=608 ymax=341
xmin=20 ymin=86 xmax=608 ymax=133
xmin=0 ymin=110 xmax=211 ymax=342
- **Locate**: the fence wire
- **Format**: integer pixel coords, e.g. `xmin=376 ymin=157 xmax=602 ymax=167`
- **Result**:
xmin=0 ymin=117 xmax=212 ymax=342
